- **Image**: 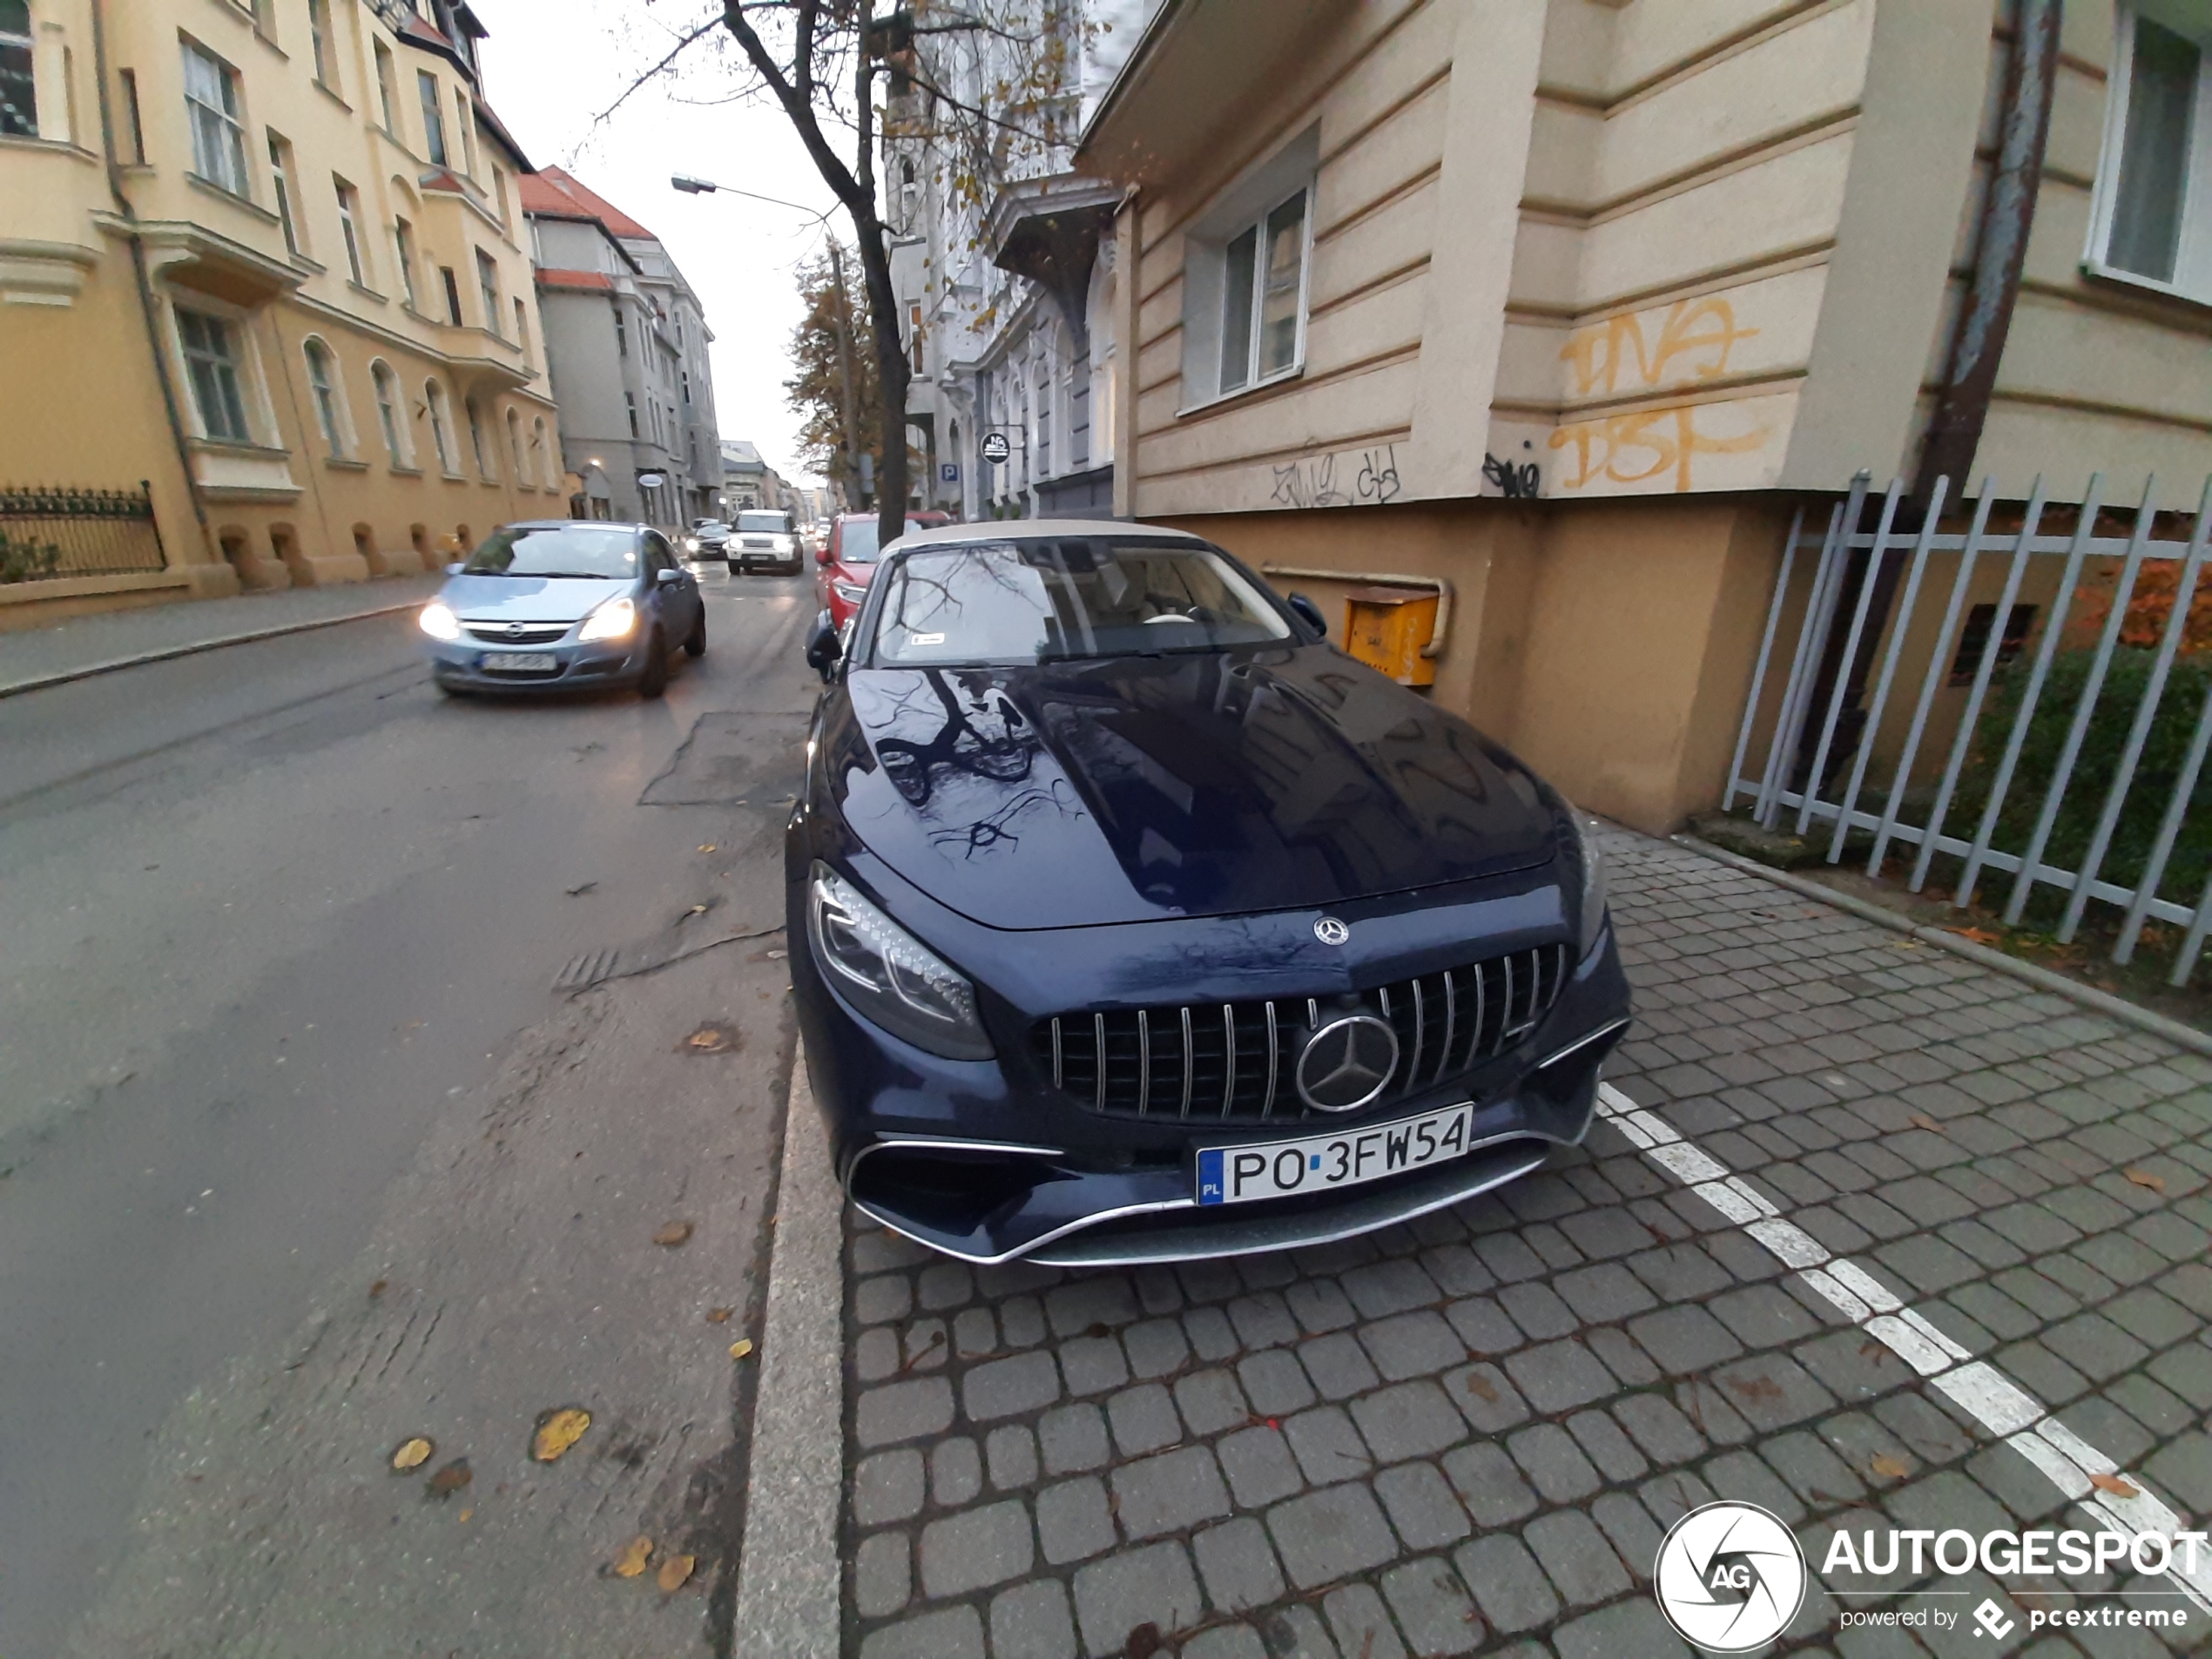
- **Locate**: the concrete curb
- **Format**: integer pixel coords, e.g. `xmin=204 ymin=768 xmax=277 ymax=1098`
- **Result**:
xmin=732 ymin=1056 xmax=845 ymax=1657
xmin=1669 ymin=833 xmax=2212 ymax=1061
xmin=0 ymin=598 xmax=428 ymax=701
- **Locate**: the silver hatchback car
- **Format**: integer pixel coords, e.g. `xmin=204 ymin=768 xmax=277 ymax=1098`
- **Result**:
xmin=419 ymin=521 xmax=705 ymax=698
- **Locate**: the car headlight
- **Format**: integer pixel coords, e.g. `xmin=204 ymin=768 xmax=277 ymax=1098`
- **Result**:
xmin=579 ymin=595 xmax=637 ymax=642
xmin=807 ymin=861 xmax=993 ymax=1060
xmin=1567 ymin=807 xmax=1609 ymax=959
xmin=418 ymin=601 xmax=461 ymax=641
xmin=685 ymin=537 xmax=700 ymax=552
xmin=832 ymin=579 xmax=868 ymax=604
xmin=772 ymin=535 xmax=795 ymax=552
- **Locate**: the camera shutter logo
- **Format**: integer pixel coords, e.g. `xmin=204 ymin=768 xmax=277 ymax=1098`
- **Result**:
xmin=1653 ymin=1501 xmax=1805 ymax=1653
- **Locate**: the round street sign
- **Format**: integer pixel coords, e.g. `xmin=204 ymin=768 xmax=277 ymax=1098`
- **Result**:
xmin=637 ymin=471 xmax=668 ymax=488
xmin=980 ymin=432 xmax=1011 ymax=465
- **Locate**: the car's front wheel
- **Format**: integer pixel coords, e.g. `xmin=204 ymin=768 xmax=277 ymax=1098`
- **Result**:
xmin=637 ymin=629 xmax=669 ymax=698
xmin=685 ymin=607 xmax=707 ymax=658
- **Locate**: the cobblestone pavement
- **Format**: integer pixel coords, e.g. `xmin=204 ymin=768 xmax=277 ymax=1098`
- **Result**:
xmin=836 ymin=828 xmax=2212 ymax=1657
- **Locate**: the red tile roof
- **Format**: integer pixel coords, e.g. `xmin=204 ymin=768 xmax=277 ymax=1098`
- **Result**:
xmin=536 ymin=267 xmax=617 ymax=292
xmin=521 ymin=166 xmax=656 ymax=241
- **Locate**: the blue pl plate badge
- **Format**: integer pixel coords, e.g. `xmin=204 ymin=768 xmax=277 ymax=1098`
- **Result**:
xmin=1197 ymin=1149 xmax=1225 ymax=1204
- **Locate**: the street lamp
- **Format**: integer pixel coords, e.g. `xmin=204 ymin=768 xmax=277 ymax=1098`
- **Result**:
xmin=671 ymin=174 xmax=836 ymax=225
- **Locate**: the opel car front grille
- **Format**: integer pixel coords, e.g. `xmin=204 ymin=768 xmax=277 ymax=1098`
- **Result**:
xmin=1032 ymin=943 xmax=1571 ymax=1125
xmin=465 ymin=623 xmax=570 ymax=644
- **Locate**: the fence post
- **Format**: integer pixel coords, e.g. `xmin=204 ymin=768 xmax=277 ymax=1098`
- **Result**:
xmin=1756 ymin=497 xmax=1852 ymax=826
xmin=1956 ymin=473 xmax=2105 ymax=907
xmin=1724 ymin=502 xmax=1804 ymax=813
xmin=1797 ymin=476 xmax=1905 ymax=835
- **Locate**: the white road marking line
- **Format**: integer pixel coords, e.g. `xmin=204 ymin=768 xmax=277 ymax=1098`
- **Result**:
xmin=1595 ymin=1081 xmax=2212 ymax=1611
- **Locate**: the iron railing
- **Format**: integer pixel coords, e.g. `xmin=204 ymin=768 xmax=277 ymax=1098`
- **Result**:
xmin=1727 ymin=470 xmax=2212 ymax=986
xmin=0 ymin=482 xmax=168 ymax=583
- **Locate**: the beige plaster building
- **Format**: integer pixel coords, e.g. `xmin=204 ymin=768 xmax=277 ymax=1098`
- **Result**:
xmin=1082 ymin=0 xmax=2212 ymax=833
xmin=0 ymin=0 xmax=562 ymax=627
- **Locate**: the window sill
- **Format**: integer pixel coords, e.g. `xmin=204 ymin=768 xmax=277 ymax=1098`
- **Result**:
xmin=347 ymin=280 xmax=388 ymax=304
xmin=287 ymin=253 xmax=328 ymax=276
xmin=187 ymin=436 xmax=290 ymax=459
xmin=314 ymin=80 xmax=352 ymax=116
xmin=324 ymin=455 xmax=370 ymax=472
xmin=186 ymin=172 xmax=279 ymax=225
xmin=2080 ymin=259 xmax=2212 ymax=315
xmin=1175 ymin=362 xmax=1305 ymax=419
xmin=387 ymin=463 xmax=423 ymax=477
xmin=441 ymin=470 xmax=468 ymax=482
xmin=478 ymin=476 xmax=504 ymax=488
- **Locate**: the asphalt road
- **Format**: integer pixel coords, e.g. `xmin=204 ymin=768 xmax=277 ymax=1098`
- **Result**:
xmin=0 ymin=570 xmax=819 ymax=1656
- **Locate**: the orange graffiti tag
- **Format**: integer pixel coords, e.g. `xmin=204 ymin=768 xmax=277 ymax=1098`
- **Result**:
xmin=1549 ymin=297 xmax=1768 ymax=493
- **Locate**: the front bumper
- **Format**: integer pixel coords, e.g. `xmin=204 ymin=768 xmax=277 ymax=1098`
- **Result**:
xmin=790 ymin=865 xmax=1632 ymax=1266
xmin=427 ymin=632 xmax=648 ymax=691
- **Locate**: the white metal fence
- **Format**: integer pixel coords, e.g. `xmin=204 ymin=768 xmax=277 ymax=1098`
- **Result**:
xmin=1726 ymin=469 xmax=2212 ymax=987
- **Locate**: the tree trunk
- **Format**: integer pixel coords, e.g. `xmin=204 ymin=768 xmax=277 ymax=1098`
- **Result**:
xmin=858 ymin=219 xmax=910 ymax=548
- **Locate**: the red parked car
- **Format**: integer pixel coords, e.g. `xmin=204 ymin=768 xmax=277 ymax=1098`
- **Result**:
xmin=815 ymin=511 xmax=952 ymax=631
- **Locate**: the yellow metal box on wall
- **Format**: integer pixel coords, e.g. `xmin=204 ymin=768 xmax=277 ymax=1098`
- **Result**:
xmin=1344 ymin=586 xmax=1438 ymax=687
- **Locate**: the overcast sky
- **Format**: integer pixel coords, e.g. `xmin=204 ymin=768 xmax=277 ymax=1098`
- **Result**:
xmin=469 ymin=2 xmax=842 ymax=486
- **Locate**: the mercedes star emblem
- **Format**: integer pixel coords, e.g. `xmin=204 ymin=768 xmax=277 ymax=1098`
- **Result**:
xmin=1313 ymin=916 xmax=1350 ymax=946
xmin=1295 ymin=1014 xmax=1399 ymax=1113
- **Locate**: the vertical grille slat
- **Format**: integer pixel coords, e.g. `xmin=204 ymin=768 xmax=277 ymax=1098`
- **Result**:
xmin=1034 ymin=940 xmax=1577 ymax=1124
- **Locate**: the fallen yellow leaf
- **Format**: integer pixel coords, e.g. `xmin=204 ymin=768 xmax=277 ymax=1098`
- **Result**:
xmin=1948 ymin=926 xmax=2003 ymax=946
xmin=1870 ymin=1453 xmax=1911 ymax=1480
xmin=428 ymin=1458 xmax=472 ymax=1496
xmin=729 ymin=1339 xmax=754 ymax=1361
xmin=1909 ymin=1113 xmax=1946 ymax=1136
xmin=532 ymin=1407 xmax=592 ymax=1463
xmin=391 ymin=1436 xmax=435 ymax=1472
xmin=457 ymin=1507 xmax=473 ymax=1523
xmin=654 ymin=1221 xmax=695 ymax=1248
xmin=705 ymin=1306 xmax=734 ymax=1325
xmin=613 ymin=1535 xmax=652 ymax=1578
xmin=2125 ymin=1167 xmax=2167 ymax=1192
xmin=658 ymin=1553 xmax=696 ymax=1592
xmin=2090 ymin=1472 xmax=2140 ymax=1499
xmin=697 ymin=844 xmax=717 ymax=853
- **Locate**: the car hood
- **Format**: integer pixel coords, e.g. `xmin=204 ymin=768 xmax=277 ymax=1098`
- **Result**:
xmin=440 ymin=573 xmax=631 ymax=622
xmin=822 ymin=646 xmax=1562 ymax=930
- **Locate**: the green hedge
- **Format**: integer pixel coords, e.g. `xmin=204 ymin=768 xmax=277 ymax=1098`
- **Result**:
xmin=1946 ymin=648 xmax=2212 ymax=917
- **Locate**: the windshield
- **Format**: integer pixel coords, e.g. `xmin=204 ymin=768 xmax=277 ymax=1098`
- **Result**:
xmin=837 ymin=517 xmax=935 ymax=564
xmin=864 ymin=540 xmax=1292 ymax=666
xmin=738 ymin=512 xmax=792 ymax=535
xmin=463 ymin=525 xmax=639 ymax=580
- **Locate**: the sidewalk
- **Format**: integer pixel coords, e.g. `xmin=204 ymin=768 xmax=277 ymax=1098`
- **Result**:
xmin=0 ymin=576 xmax=443 ymax=698
xmin=829 ymin=826 xmax=2212 ymax=1658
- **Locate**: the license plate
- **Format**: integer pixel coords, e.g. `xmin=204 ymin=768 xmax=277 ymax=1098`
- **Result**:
xmin=481 ymin=652 xmax=556 ymax=672
xmin=1197 ymin=1103 xmax=1477 ymax=1205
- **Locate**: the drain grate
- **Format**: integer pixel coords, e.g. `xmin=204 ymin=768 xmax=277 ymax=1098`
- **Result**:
xmin=554 ymin=949 xmax=621 ymax=992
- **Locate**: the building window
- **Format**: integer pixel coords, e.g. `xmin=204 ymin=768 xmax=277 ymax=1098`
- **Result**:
xmin=374 ymin=42 xmax=398 ymax=132
xmin=304 ymin=339 xmax=346 ymax=455
xmin=493 ymin=165 xmax=509 ymax=229
xmin=372 ymin=361 xmax=407 ymax=464
xmin=456 ymin=88 xmax=477 ymax=177
xmin=183 ymin=39 xmax=249 ymax=195
xmin=625 ymin=391 xmax=638 ymax=437
xmin=426 ymin=379 xmax=456 ymax=472
xmin=466 ymin=397 xmax=492 ymax=476
xmin=475 ymin=249 xmax=501 ymax=335
xmin=335 ymin=178 xmax=367 ymax=285
xmin=307 ymin=0 xmax=335 ymax=90
xmin=177 ymin=307 xmax=251 ymax=442
xmin=120 ymin=67 xmax=148 ymax=160
xmin=514 ymin=297 xmax=529 ymax=360
xmin=681 ymin=368 xmax=691 ymax=406
xmin=1217 ymin=188 xmax=1307 ymax=395
xmin=0 ymin=0 xmax=33 ymax=138
xmin=394 ymin=216 xmax=419 ymax=309
xmin=2093 ymin=7 xmax=2211 ymax=300
xmin=614 ymin=305 xmax=627 ymax=358
xmin=507 ymin=408 xmax=525 ymax=478
xmin=536 ymin=416 xmax=557 ymax=489
xmin=910 ymin=302 xmax=925 ymax=374
xmin=417 ymin=69 xmax=446 ymax=166
xmin=267 ymin=132 xmax=300 ymax=254
xmin=441 ymin=266 xmax=462 ymax=326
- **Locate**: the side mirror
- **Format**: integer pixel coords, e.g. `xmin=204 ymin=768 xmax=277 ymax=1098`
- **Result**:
xmin=814 ymin=544 xmax=835 ymax=566
xmin=804 ymin=608 xmax=843 ymax=681
xmin=655 ymin=567 xmax=683 ymax=586
xmin=445 ymin=561 xmax=466 ymax=577
xmin=1286 ymin=591 xmax=1327 ymax=638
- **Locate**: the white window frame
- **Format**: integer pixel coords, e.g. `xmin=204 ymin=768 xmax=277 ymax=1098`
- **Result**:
xmin=536 ymin=416 xmax=559 ymax=489
xmin=370 ymin=358 xmax=412 ymax=467
xmin=267 ymin=131 xmax=300 ymax=255
xmin=475 ymin=248 xmax=501 ymax=335
xmin=393 ymin=214 xmax=420 ymax=310
xmin=374 ymin=39 xmax=398 ymax=133
xmin=1178 ymin=127 xmax=1319 ymax=413
xmin=466 ymin=395 xmax=494 ymax=478
xmin=2087 ymin=3 xmax=2212 ymax=306
xmin=307 ymin=0 xmax=336 ymax=91
xmin=426 ymin=377 xmax=459 ymax=474
xmin=182 ymin=38 xmax=250 ymax=197
xmin=507 ymin=406 xmax=527 ymax=482
xmin=417 ymin=68 xmax=446 ymax=166
xmin=172 ymin=298 xmax=267 ymax=445
xmin=301 ymin=335 xmax=352 ymax=456
xmin=334 ymin=177 xmax=368 ymax=287
xmin=1 ymin=0 xmax=37 ymax=139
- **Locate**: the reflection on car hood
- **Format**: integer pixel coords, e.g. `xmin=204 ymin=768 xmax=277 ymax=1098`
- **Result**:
xmin=439 ymin=573 xmax=631 ymax=621
xmin=824 ymin=646 xmax=1561 ymax=930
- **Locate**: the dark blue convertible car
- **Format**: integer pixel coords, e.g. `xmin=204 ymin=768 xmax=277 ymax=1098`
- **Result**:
xmin=789 ymin=522 xmax=1629 ymax=1266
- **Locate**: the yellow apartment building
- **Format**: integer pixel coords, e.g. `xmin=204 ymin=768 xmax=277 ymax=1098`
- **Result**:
xmin=0 ymin=0 xmax=563 ymax=627
xmin=1082 ymin=0 xmax=2212 ymax=833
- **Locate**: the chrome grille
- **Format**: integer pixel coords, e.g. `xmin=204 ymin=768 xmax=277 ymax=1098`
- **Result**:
xmin=1033 ymin=943 xmax=1572 ymax=1125
xmin=465 ymin=623 xmax=569 ymax=644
